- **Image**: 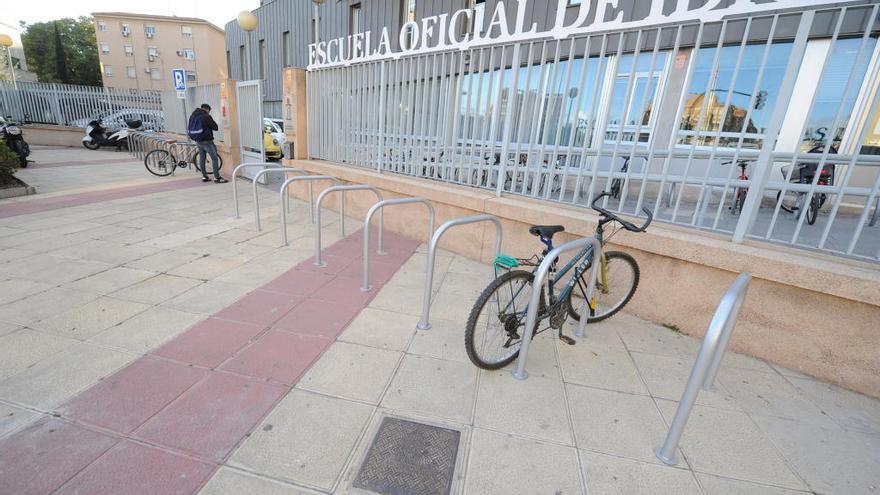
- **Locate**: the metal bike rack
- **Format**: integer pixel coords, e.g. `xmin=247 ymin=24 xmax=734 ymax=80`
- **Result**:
xmin=251 ymin=166 xmax=309 ymax=232
xmin=279 ymin=175 xmax=340 ymax=246
xmin=416 ymin=214 xmax=503 ymax=330
xmin=231 ymin=162 xmax=283 ymax=219
xmin=361 ymin=198 xmax=435 ymax=292
xmin=314 ymin=185 xmax=384 ymax=267
xmin=511 ymin=236 xmax=603 ymax=381
xmin=655 ymin=273 xmax=751 ymax=466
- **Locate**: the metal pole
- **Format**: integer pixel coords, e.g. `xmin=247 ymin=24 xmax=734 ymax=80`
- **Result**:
xmin=6 ymin=46 xmax=17 ymax=90
xmin=314 ymin=185 xmax=384 ymax=267
xmin=252 ymin=166 xmax=308 ymax=231
xmin=279 ymin=175 xmax=339 ymax=246
xmin=417 ymin=214 xmax=502 ymax=330
xmin=655 ymin=273 xmax=751 ymax=465
xmin=512 ymin=236 xmax=602 ymax=381
xmin=362 ymin=198 xmax=435 ymax=292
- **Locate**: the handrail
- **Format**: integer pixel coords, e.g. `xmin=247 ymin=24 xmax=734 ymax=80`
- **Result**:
xmin=251 ymin=166 xmax=309 ymax=231
xmin=361 ymin=198 xmax=435 ymax=292
xmin=416 ymin=214 xmax=502 ymax=330
xmin=279 ymin=175 xmax=340 ymax=246
xmin=314 ymin=185 xmax=384 ymax=267
xmin=511 ymin=236 xmax=603 ymax=380
xmin=655 ymin=273 xmax=751 ymax=466
xmin=231 ymin=162 xmax=282 ymax=219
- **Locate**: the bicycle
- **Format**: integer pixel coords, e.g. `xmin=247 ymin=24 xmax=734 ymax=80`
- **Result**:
xmin=464 ymin=191 xmax=653 ymax=369
xmin=777 ymin=144 xmax=836 ymax=226
xmin=609 ymin=156 xmax=648 ymax=200
xmin=721 ymin=159 xmax=753 ymax=215
xmin=144 ymin=140 xmax=224 ymax=178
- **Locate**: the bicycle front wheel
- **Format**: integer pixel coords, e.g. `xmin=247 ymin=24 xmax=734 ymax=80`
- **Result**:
xmin=465 ymin=270 xmax=544 ymax=370
xmin=567 ymin=251 xmax=640 ymax=323
xmin=144 ymin=149 xmax=174 ymax=177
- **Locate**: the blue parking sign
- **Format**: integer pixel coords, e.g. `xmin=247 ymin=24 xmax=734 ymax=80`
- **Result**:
xmin=172 ymin=69 xmax=186 ymax=91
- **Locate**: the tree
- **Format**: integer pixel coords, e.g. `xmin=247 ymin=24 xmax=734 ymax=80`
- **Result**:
xmin=21 ymin=17 xmax=101 ymax=86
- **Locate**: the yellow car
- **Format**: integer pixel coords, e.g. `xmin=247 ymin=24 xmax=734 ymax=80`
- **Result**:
xmin=264 ymin=126 xmax=282 ymax=161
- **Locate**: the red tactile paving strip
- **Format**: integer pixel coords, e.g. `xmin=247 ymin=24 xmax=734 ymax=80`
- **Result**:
xmin=0 ymin=179 xmax=210 ymax=219
xmin=0 ymin=228 xmax=419 ymax=494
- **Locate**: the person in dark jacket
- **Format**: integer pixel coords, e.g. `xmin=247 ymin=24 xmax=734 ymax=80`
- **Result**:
xmin=191 ymin=104 xmax=226 ymax=183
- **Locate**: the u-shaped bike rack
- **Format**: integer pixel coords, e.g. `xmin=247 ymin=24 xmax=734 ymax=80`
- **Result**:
xmin=279 ymin=175 xmax=340 ymax=246
xmin=251 ymin=166 xmax=309 ymax=232
xmin=361 ymin=198 xmax=435 ymax=292
xmin=655 ymin=272 xmax=751 ymax=466
xmin=512 ymin=236 xmax=603 ymax=381
xmin=314 ymin=185 xmax=384 ymax=267
xmin=231 ymin=162 xmax=281 ymax=219
xmin=416 ymin=214 xmax=503 ymax=330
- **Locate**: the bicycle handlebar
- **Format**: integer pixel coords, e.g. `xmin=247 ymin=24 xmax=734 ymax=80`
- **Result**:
xmin=591 ymin=192 xmax=653 ymax=232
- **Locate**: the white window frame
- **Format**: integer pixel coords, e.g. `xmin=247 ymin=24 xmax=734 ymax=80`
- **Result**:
xmin=126 ymin=66 xmax=136 ymax=78
xmin=182 ymin=49 xmax=195 ymax=60
xmin=145 ymin=25 xmax=156 ymax=38
xmin=150 ymin=68 xmax=161 ymax=80
xmin=598 ymin=53 xmax=671 ymax=148
xmin=124 ymin=44 xmax=133 ymax=56
xmin=181 ymin=25 xmax=193 ymax=38
xmin=99 ymin=42 xmax=110 ymax=54
xmin=104 ymin=65 xmax=113 ymax=77
xmin=98 ymin=22 xmax=107 ymax=32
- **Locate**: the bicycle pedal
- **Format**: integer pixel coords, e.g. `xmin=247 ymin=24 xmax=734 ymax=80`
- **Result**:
xmin=558 ymin=334 xmax=576 ymax=346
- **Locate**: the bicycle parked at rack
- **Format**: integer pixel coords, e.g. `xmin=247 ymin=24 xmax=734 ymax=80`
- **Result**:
xmin=143 ymin=140 xmax=224 ymax=178
xmin=464 ymin=192 xmax=652 ymax=369
xmin=609 ymin=156 xmax=648 ymax=200
xmin=721 ymin=158 xmax=754 ymax=215
xmin=776 ymin=144 xmax=836 ymax=226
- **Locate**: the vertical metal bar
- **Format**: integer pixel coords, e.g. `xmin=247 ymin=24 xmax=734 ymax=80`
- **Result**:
xmin=544 ymin=37 xmax=578 ymax=201
xmin=531 ymin=41 xmax=564 ymax=197
xmin=732 ymin=10 xmax=816 ymax=243
xmin=557 ymin=35 xmax=593 ymax=202
xmin=523 ymin=41 xmax=555 ymax=195
xmin=496 ymin=43 xmax=523 ymax=196
xmin=573 ymin=34 xmax=610 ymax=205
xmin=586 ymin=33 xmax=626 ymax=207
xmin=510 ymin=42 xmax=538 ymax=194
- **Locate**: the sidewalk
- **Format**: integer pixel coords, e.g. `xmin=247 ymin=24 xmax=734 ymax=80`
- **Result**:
xmin=0 ymin=149 xmax=878 ymax=495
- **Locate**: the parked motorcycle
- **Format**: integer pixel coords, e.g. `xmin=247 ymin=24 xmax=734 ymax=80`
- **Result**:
xmin=0 ymin=116 xmax=30 ymax=168
xmin=82 ymin=118 xmax=140 ymax=151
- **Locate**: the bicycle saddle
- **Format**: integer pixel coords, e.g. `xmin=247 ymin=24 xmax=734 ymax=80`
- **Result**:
xmin=528 ymin=225 xmax=565 ymax=239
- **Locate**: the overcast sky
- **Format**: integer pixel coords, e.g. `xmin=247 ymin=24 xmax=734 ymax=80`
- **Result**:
xmin=1 ymin=0 xmax=259 ymax=44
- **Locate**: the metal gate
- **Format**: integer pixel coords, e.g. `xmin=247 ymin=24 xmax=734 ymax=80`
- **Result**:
xmin=306 ymin=4 xmax=880 ymax=263
xmin=236 ymin=80 xmax=265 ymax=180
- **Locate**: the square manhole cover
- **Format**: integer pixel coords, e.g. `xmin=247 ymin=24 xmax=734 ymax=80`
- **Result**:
xmin=353 ymin=417 xmax=461 ymax=495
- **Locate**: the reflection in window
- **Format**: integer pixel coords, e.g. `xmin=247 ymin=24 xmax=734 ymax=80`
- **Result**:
xmin=801 ymin=37 xmax=877 ymax=152
xmin=678 ymin=42 xmax=792 ymax=149
xmin=606 ymin=52 xmax=668 ymax=144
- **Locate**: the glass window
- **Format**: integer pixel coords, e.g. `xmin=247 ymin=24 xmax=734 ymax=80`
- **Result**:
xmin=147 ymin=47 xmax=158 ymax=57
xmin=678 ymin=42 xmax=793 ymax=149
xmin=182 ymin=49 xmax=195 ymax=60
xmin=126 ymin=66 xmax=136 ymax=78
xmin=350 ymin=4 xmax=362 ymax=36
xmin=145 ymin=25 xmax=156 ymax=38
xmin=401 ymin=0 xmax=416 ymax=48
xmin=862 ymin=101 xmax=880 ymax=154
xmin=185 ymin=71 xmax=197 ymax=82
xmin=98 ymin=22 xmax=107 ymax=32
xmin=239 ymin=44 xmax=246 ymax=79
xmin=181 ymin=26 xmax=193 ymax=38
xmin=605 ymin=52 xmax=668 ymax=144
xmin=124 ymin=44 xmax=133 ymax=55
xmin=121 ymin=24 xmax=130 ymax=36
xmin=282 ymin=31 xmax=291 ymax=67
xmin=800 ymin=37 xmax=877 ymax=152
xmin=104 ymin=65 xmax=113 ymax=77
xmin=99 ymin=43 xmax=110 ymax=54
xmin=259 ymin=39 xmax=266 ymax=80
xmin=150 ymin=68 xmax=161 ymax=80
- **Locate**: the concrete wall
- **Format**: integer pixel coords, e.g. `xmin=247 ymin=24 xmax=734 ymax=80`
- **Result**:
xmin=21 ymin=125 xmax=86 ymax=148
xmin=282 ymin=156 xmax=880 ymax=399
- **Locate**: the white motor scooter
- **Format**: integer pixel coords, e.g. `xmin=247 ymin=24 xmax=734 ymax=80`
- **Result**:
xmin=82 ymin=118 xmax=140 ymax=150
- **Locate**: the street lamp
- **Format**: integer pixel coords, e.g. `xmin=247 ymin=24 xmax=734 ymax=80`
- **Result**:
xmin=312 ymin=0 xmax=325 ymax=46
xmin=237 ymin=11 xmax=257 ymax=80
xmin=0 ymin=34 xmax=16 ymax=90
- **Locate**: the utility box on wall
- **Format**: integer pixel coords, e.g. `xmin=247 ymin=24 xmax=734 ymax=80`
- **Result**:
xmin=282 ymin=67 xmax=308 ymax=160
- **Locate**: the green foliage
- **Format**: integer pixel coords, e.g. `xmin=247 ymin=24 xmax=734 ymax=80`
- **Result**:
xmin=662 ymin=323 xmax=681 ymax=333
xmin=21 ymin=17 xmax=101 ymax=86
xmin=0 ymin=139 xmax=20 ymax=186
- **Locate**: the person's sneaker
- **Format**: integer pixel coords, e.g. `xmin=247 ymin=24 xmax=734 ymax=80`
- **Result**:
xmin=201 ymin=177 xmax=211 ymax=182
xmin=214 ymin=177 xmax=228 ymax=183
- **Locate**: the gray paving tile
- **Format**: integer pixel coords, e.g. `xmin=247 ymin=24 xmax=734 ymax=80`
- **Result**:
xmin=559 ymin=344 xmax=647 ymax=394
xmin=475 ymin=370 xmax=573 ymax=445
xmin=788 ymin=376 xmax=880 ymax=434
xmin=581 ymin=450 xmax=701 ymax=495
xmin=0 ymin=329 xmax=78 ymax=380
xmin=381 ymin=354 xmax=477 ymax=423
xmin=656 ymin=400 xmax=806 ymax=490
xmin=630 ymin=351 xmax=741 ymax=410
xmin=696 ymin=473 xmax=811 ymax=495
xmin=465 ymin=428 xmax=583 ymax=495
xmin=717 ymin=366 xmax=833 ymax=425
xmin=65 ymin=267 xmax=157 ymax=294
xmin=32 ymin=297 xmax=151 ymax=340
xmin=298 ymin=342 xmax=402 ymax=405
xmin=0 ymin=287 xmax=101 ymax=325
xmin=752 ymin=414 xmax=880 ymax=495
xmin=89 ymin=306 xmax=203 ymax=353
xmin=0 ymin=402 xmax=40 ymax=438
xmin=340 ymin=308 xmax=417 ymax=351
xmin=110 ymin=274 xmax=203 ymax=305
xmin=230 ymin=389 xmax=374 ymax=491
xmin=408 ymin=318 xmax=471 ymax=364
xmin=0 ymin=278 xmax=54 ymax=305
xmin=0 ymin=342 xmax=134 ymax=409
xmin=199 ymin=468 xmax=320 ymax=495
xmin=162 ymin=280 xmax=252 ymax=315
xmin=567 ymin=384 xmax=668 ymax=463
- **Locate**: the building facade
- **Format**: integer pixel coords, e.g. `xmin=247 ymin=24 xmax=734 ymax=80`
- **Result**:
xmin=93 ymin=12 xmax=227 ymax=91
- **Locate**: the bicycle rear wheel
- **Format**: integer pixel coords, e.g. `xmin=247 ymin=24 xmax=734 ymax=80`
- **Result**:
xmin=465 ymin=270 xmax=544 ymax=370
xmin=567 ymin=251 xmax=639 ymax=323
xmin=144 ymin=149 xmax=174 ymax=177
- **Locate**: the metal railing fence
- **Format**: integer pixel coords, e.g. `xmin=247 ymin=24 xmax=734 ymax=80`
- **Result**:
xmin=161 ymin=83 xmax=223 ymax=141
xmin=307 ymin=4 xmax=880 ymax=262
xmin=0 ymin=81 xmax=162 ymax=129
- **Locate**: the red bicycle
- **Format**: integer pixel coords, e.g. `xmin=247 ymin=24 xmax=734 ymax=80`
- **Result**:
xmin=723 ymin=159 xmax=753 ymax=215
